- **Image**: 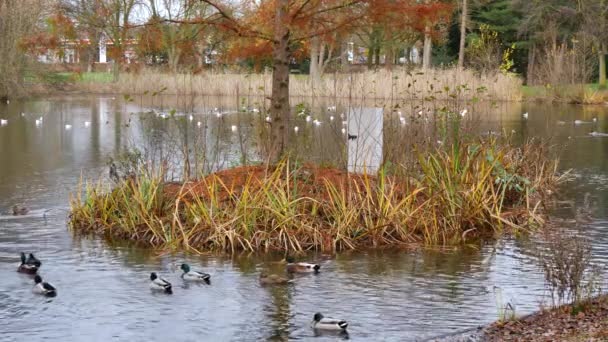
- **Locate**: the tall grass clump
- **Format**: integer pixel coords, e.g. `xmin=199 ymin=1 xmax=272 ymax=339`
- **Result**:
xmin=69 ymin=137 xmax=562 ymax=253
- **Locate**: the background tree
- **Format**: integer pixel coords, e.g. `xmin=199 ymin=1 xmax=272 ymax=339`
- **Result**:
xmin=59 ymin=0 xmax=106 ymax=72
xmin=100 ymin=0 xmax=138 ymax=81
xmin=0 ymin=0 xmax=47 ymax=99
xmin=199 ymin=0 xmax=367 ymax=163
xmin=457 ymin=0 xmax=467 ymax=69
xmin=578 ymin=0 xmax=608 ymax=87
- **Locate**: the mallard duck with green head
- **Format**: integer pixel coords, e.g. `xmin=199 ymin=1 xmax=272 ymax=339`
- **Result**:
xmin=17 ymin=252 xmax=40 ymax=274
xmin=180 ymin=263 xmax=210 ymax=283
xmin=286 ymin=256 xmax=320 ymax=274
xmin=149 ymin=272 xmax=172 ymax=294
xmin=311 ymin=312 xmax=348 ymax=331
xmin=33 ymin=275 xmax=56 ymax=297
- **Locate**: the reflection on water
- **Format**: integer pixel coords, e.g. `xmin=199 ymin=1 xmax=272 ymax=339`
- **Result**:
xmin=0 ymin=95 xmax=608 ymax=341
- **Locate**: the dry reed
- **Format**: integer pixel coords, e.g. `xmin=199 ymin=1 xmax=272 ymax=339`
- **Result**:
xmin=75 ymin=67 xmax=522 ymax=101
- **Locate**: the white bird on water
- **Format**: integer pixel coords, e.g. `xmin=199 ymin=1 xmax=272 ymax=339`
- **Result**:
xmin=189 ymin=114 xmax=194 ymax=122
xmin=197 ymin=121 xmax=202 ymax=127
xmin=593 ymin=117 xmax=598 ymax=122
xmin=305 ymin=115 xmax=312 ymax=123
xmin=342 ymin=121 xmax=347 ymax=126
xmin=252 ymin=108 xmax=260 ymax=113
xmin=522 ymin=112 xmax=529 ymax=119
xmin=399 ymin=117 xmax=406 ymax=125
xmin=341 ymin=128 xmax=346 ymax=134
xmin=329 ymin=116 xmax=334 ymax=121
xmin=21 ymin=112 xmax=25 ymax=117
xmin=35 ymin=119 xmax=42 ymax=126
xmin=313 ymin=119 xmax=321 ymax=126
xmin=460 ymin=109 xmax=468 ymax=117
xmin=265 ymin=116 xmax=272 ymax=123
xmin=84 ymin=121 xmax=91 ymax=128
xmin=0 ymin=119 xmax=7 ymax=126
xmin=327 ymin=105 xmax=336 ymax=112
xmin=294 ymin=126 xmax=299 ymax=133
xmin=65 ymin=124 xmax=72 ymax=130
xmin=231 ymin=125 xmax=237 ymax=132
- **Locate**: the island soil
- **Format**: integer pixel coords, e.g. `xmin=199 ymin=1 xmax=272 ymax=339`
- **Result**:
xmin=482 ymin=295 xmax=608 ymax=341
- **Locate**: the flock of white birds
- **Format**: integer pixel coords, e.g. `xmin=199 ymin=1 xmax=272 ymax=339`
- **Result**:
xmin=1 ymin=106 xmax=605 ymax=138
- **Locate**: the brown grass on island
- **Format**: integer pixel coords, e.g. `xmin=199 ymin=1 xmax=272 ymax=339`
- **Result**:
xmin=69 ymin=138 xmax=563 ymax=253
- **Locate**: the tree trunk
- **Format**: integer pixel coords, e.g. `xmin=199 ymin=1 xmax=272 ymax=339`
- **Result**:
xmin=367 ymin=46 xmax=373 ymax=69
xmin=309 ymin=36 xmax=320 ymax=81
xmin=385 ymin=48 xmax=394 ymax=70
xmin=168 ymin=45 xmax=180 ymax=73
xmin=374 ymin=46 xmax=380 ymax=66
xmin=423 ymin=26 xmax=432 ymax=70
xmin=457 ymin=0 xmax=467 ymax=70
xmin=318 ymin=43 xmax=326 ymax=74
xmin=340 ymin=40 xmax=348 ymax=67
xmin=87 ymin=43 xmax=96 ymax=73
xmin=599 ymin=43 xmax=606 ymax=88
xmin=112 ymin=59 xmax=120 ymax=82
xmin=269 ymin=0 xmax=291 ymax=163
xmin=526 ymin=44 xmax=536 ymax=85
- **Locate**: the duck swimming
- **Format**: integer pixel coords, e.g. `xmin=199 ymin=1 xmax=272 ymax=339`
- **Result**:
xmin=149 ymin=272 xmax=172 ymax=294
xmin=26 ymin=253 xmax=41 ymax=267
xmin=285 ymin=256 xmax=320 ymax=274
xmin=33 ymin=275 xmax=56 ymax=297
xmin=311 ymin=312 xmax=348 ymax=331
xmin=12 ymin=205 xmax=29 ymax=216
xmin=259 ymin=272 xmax=291 ymax=285
xmin=180 ymin=264 xmax=210 ymax=283
xmin=17 ymin=252 xmax=40 ymax=274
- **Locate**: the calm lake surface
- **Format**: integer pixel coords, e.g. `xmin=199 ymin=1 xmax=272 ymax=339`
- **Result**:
xmin=1 ymin=95 xmax=608 ymax=341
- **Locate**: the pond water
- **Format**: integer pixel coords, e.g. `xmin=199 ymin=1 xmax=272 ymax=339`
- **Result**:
xmin=1 ymin=95 xmax=608 ymax=341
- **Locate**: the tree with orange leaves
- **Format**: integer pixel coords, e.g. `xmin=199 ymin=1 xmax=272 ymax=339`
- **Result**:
xmin=197 ymin=0 xmax=367 ymax=163
xmin=356 ymin=0 xmax=451 ymax=69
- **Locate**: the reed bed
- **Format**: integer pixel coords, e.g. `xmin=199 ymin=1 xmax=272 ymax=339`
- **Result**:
xmin=76 ymin=67 xmax=522 ymax=101
xmin=69 ymin=138 xmax=562 ymax=253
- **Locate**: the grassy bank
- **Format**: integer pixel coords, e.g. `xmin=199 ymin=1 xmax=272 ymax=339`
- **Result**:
xmin=69 ymin=138 xmax=561 ymax=253
xmin=54 ymin=68 xmax=522 ymax=101
xmin=523 ymin=83 xmax=608 ymax=104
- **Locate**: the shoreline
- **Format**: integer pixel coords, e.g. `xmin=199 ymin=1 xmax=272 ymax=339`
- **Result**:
xmin=482 ymin=294 xmax=608 ymax=341
xmin=430 ymin=295 xmax=608 ymax=341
